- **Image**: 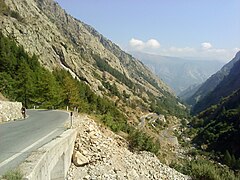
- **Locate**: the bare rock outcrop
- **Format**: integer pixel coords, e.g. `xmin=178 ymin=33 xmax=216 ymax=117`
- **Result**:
xmin=0 ymin=101 xmax=22 ymax=122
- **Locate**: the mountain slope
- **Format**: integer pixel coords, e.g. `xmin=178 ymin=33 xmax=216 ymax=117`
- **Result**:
xmin=0 ymin=0 xmax=187 ymax=119
xmin=131 ymin=52 xmax=223 ymax=95
xmin=187 ymin=51 xmax=240 ymax=107
xmin=178 ymin=84 xmax=201 ymax=101
xmin=191 ymin=51 xmax=240 ymax=114
xmin=193 ymin=89 xmax=240 ymax=162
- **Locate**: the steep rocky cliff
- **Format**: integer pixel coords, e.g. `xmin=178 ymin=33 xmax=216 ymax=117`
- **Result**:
xmin=0 ymin=0 xmax=186 ymax=120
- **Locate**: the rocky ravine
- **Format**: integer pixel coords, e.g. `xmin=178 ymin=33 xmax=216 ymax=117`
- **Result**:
xmin=67 ymin=115 xmax=190 ymax=180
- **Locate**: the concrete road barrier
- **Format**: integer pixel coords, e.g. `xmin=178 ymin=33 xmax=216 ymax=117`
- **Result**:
xmin=19 ymin=129 xmax=77 ymax=180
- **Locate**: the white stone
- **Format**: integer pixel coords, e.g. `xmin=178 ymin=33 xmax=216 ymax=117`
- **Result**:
xmin=72 ymin=150 xmax=89 ymax=167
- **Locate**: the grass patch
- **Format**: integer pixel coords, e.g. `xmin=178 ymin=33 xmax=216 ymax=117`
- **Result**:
xmin=2 ymin=170 xmax=23 ymax=180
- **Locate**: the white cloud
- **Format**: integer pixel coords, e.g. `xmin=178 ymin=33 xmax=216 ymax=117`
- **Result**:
xmin=129 ymin=38 xmax=145 ymax=50
xmin=169 ymin=46 xmax=195 ymax=53
xmin=146 ymin=39 xmax=161 ymax=49
xmin=201 ymin=42 xmax=212 ymax=50
xmin=128 ymin=38 xmax=239 ymax=62
xmin=129 ymin=38 xmax=160 ymax=51
xmin=166 ymin=46 xmax=237 ymax=61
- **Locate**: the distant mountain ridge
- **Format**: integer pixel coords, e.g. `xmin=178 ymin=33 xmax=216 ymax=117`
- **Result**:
xmin=187 ymin=51 xmax=240 ymax=114
xmin=131 ymin=52 xmax=224 ymax=95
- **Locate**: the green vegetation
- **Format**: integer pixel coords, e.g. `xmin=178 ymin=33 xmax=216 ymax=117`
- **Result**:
xmin=136 ymin=71 xmax=159 ymax=91
xmin=93 ymin=54 xmax=134 ymax=89
xmin=179 ymin=159 xmax=239 ymax=180
xmin=53 ymin=69 xmax=131 ymax=134
xmin=128 ymin=129 xmax=160 ymax=154
xmin=136 ymin=68 xmax=188 ymax=118
xmin=102 ymin=81 xmax=121 ymax=97
xmin=196 ymin=93 xmax=240 ymax=159
xmin=172 ymin=119 xmax=240 ymax=180
xmin=148 ymin=91 xmax=188 ymax=118
xmin=224 ymin=150 xmax=240 ymax=170
xmin=0 ymin=32 xmax=61 ymax=108
xmin=2 ymin=170 xmax=23 ymax=180
xmin=176 ymin=89 xmax=240 ymax=179
xmin=187 ymin=89 xmax=240 ymax=171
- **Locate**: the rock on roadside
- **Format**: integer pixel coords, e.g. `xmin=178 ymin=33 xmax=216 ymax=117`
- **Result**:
xmin=0 ymin=101 xmax=22 ymax=123
xmin=66 ymin=114 xmax=191 ymax=180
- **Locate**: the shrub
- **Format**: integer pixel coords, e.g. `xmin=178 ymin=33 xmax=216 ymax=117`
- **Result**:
xmin=2 ymin=170 xmax=23 ymax=180
xmin=173 ymin=159 xmax=240 ymax=180
xmin=128 ymin=130 xmax=160 ymax=154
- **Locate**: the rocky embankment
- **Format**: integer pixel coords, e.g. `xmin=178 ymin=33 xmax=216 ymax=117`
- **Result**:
xmin=0 ymin=101 xmax=22 ymax=122
xmin=67 ymin=115 xmax=190 ymax=180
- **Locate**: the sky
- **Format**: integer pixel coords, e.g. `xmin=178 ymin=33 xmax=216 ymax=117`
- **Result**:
xmin=55 ymin=0 xmax=240 ymax=62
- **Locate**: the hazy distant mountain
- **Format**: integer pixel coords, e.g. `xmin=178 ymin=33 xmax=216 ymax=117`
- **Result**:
xmin=190 ymin=51 xmax=240 ymax=114
xmin=178 ymin=84 xmax=201 ymax=101
xmin=131 ymin=52 xmax=224 ymax=95
xmin=187 ymin=51 xmax=240 ymax=110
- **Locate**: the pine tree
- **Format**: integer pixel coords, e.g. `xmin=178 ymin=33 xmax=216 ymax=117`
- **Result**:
xmin=231 ymin=154 xmax=236 ymax=168
xmin=34 ymin=69 xmax=62 ymax=108
xmin=235 ymin=159 xmax=240 ymax=170
xmin=62 ymin=74 xmax=80 ymax=108
xmin=15 ymin=60 xmax=34 ymax=107
xmin=224 ymin=150 xmax=232 ymax=167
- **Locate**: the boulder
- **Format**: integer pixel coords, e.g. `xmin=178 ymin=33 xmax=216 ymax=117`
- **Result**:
xmin=72 ymin=150 xmax=89 ymax=167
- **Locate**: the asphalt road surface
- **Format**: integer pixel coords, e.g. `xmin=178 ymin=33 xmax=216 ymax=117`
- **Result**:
xmin=0 ymin=109 xmax=70 ymax=176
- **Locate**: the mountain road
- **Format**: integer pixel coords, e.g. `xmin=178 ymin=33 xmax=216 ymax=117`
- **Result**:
xmin=0 ymin=109 xmax=70 ymax=176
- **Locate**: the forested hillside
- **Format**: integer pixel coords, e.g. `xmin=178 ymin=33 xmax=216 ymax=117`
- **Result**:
xmin=192 ymin=89 xmax=240 ymax=169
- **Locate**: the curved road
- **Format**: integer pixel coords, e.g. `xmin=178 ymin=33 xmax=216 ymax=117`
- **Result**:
xmin=0 ymin=110 xmax=69 ymax=175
